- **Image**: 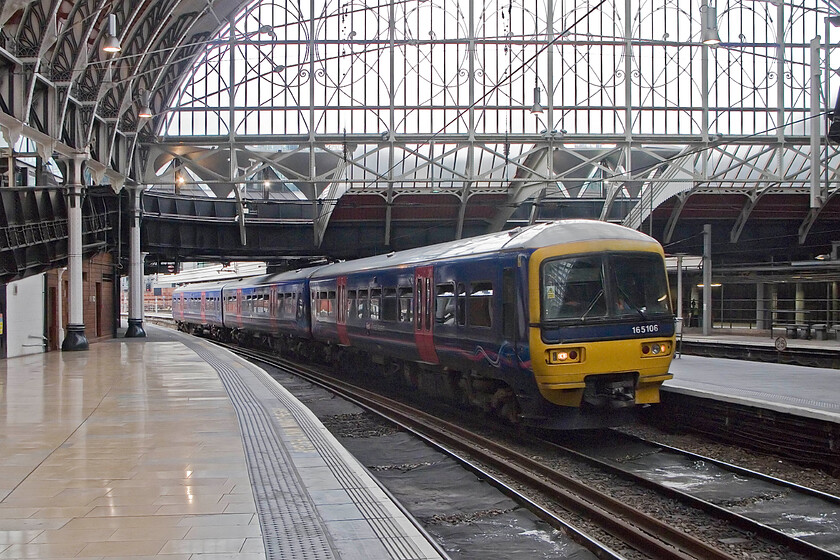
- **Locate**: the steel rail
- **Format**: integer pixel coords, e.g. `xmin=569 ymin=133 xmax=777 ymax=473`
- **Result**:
xmin=540 ymin=431 xmax=840 ymax=560
xmin=226 ymin=344 xmax=741 ymax=560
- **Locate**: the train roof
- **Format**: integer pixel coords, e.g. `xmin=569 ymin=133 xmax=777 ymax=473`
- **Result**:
xmin=221 ymin=265 xmax=328 ymax=289
xmin=311 ymin=220 xmax=659 ymax=279
xmin=172 ymin=280 xmax=229 ymax=294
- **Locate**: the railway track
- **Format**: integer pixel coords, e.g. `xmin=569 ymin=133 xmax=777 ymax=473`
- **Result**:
xmin=220 ymin=342 xmax=800 ymax=560
xmin=545 ymin=430 xmax=840 ymax=559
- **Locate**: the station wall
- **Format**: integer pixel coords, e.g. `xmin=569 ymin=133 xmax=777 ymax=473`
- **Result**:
xmin=2 ymin=274 xmax=46 ymax=358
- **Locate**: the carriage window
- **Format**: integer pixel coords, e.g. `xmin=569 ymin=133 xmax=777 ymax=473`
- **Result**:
xmin=347 ymin=290 xmax=357 ymax=320
xmin=296 ymin=292 xmax=305 ymax=319
xmin=456 ymin=283 xmax=466 ymax=326
xmin=399 ymin=287 xmax=413 ymax=323
xmin=357 ymin=289 xmax=368 ymax=319
xmin=370 ymin=288 xmax=381 ymax=320
xmin=315 ymin=291 xmax=331 ymax=317
xmin=382 ymin=288 xmax=398 ymax=321
xmin=328 ymin=291 xmax=336 ymax=317
xmin=435 ymin=284 xmax=456 ymax=325
xmin=469 ymin=282 xmax=493 ymax=328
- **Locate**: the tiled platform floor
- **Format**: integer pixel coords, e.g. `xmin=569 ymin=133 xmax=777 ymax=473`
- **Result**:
xmin=0 ymin=338 xmax=265 ymax=560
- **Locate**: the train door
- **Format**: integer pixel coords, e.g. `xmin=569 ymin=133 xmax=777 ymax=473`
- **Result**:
xmin=200 ymin=292 xmax=206 ymax=323
xmin=336 ymin=276 xmax=349 ymax=345
xmin=503 ymin=267 xmax=517 ymax=350
xmin=414 ymin=266 xmax=439 ymax=363
xmin=236 ymin=288 xmax=243 ymax=329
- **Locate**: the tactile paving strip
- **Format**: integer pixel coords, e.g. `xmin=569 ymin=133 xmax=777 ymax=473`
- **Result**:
xmin=249 ymin=365 xmax=429 ymax=560
xmin=188 ymin=343 xmax=337 ymax=560
xmin=188 ymin=340 xmax=432 ymax=560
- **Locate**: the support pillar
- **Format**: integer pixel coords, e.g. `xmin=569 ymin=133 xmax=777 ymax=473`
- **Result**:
xmin=756 ymin=283 xmax=767 ymax=330
xmin=795 ymin=283 xmax=806 ymax=325
xmin=702 ymin=224 xmax=712 ymax=335
xmin=61 ymin=156 xmax=88 ymax=351
xmin=125 ymin=185 xmax=146 ymax=338
xmin=675 ymin=254 xmax=684 ymax=326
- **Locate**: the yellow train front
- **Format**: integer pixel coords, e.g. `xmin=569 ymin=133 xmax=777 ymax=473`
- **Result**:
xmin=523 ymin=224 xmax=675 ymax=427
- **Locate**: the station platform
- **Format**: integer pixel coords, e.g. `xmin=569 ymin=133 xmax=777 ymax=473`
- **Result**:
xmin=0 ymin=325 xmax=444 ymax=560
xmin=668 ymin=329 xmax=840 ymax=424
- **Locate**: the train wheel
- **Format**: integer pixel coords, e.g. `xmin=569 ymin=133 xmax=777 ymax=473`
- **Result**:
xmin=491 ymin=387 xmax=520 ymax=424
xmin=402 ymin=362 xmax=419 ymax=388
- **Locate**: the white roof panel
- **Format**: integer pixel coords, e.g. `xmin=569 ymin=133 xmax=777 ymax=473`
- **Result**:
xmin=311 ymin=220 xmax=657 ymax=279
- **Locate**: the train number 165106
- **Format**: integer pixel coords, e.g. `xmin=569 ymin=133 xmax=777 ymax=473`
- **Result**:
xmin=632 ymin=324 xmax=660 ymax=334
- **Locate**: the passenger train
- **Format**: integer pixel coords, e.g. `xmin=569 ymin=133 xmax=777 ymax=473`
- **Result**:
xmin=173 ymin=220 xmax=675 ymax=429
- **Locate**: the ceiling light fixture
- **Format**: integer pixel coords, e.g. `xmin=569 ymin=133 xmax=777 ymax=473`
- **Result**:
xmin=138 ymin=90 xmax=153 ymax=118
xmin=701 ymin=3 xmax=721 ymax=46
xmin=102 ymin=14 xmax=121 ymax=53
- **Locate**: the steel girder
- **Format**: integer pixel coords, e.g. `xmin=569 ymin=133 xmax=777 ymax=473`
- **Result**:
xmin=1 ymin=0 xmax=840 ymax=268
xmin=0 ymin=185 xmax=120 ymax=282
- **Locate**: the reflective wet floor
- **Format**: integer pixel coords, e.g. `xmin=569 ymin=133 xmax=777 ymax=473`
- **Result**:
xmin=0 ymin=338 xmax=264 ymax=559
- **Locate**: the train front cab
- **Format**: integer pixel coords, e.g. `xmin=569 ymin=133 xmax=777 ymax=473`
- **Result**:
xmin=527 ymin=240 xmax=675 ymax=413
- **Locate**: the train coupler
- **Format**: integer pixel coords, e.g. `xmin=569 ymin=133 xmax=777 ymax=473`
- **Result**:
xmin=582 ymin=374 xmax=636 ymax=408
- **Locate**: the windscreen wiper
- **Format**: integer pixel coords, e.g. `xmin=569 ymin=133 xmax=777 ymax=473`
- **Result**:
xmin=580 ymin=289 xmax=603 ymax=320
xmin=617 ymin=286 xmax=648 ymax=320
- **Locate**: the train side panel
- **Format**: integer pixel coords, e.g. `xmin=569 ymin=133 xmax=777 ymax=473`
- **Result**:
xmin=311 ymin=269 xmax=419 ymax=360
xmin=222 ymin=278 xmax=312 ymax=341
xmin=176 ymin=287 xmax=224 ymax=328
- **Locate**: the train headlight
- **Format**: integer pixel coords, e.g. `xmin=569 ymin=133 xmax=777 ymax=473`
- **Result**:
xmin=641 ymin=342 xmax=671 ymax=358
xmin=547 ymin=348 xmax=583 ymax=364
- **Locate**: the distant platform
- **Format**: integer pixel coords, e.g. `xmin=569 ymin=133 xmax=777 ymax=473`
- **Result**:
xmin=666 ymin=354 xmax=840 ymax=424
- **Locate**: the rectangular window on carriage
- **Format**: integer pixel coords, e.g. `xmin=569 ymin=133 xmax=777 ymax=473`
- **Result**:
xmin=327 ymin=291 xmax=336 ymax=317
xmin=399 ymin=287 xmax=413 ymax=323
xmin=316 ymin=291 xmax=329 ymax=316
xmin=286 ymin=294 xmax=295 ymax=317
xmin=469 ymin=282 xmax=493 ymax=328
xmin=370 ymin=289 xmax=381 ymax=320
xmin=382 ymin=288 xmax=398 ymax=321
xmin=357 ymin=289 xmax=368 ymax=319
xmin=347 ymin=290 xmax=357 ymax=321
xmin=456 ymin=283 xmax=466 ymax=326
xmin=435 ymin=284 xmax=456 ymax=325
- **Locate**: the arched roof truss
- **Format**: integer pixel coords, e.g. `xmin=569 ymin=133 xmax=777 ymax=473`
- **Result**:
xmin=2 ymin=0 xmax=840 ymax=259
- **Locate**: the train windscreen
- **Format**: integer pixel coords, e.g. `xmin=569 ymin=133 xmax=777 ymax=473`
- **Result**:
xmin=542 ymin=253 xmax=670 ymax=322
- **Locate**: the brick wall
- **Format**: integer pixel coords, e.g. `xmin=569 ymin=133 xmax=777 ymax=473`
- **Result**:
xmin=45 ymin=253 xmax=117 ymax=351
